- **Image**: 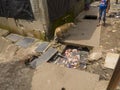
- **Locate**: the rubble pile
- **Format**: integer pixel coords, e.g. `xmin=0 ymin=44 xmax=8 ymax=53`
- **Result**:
xmin=108 ymin=12 xmax=120 ymax=18
xmin=55 ymin=47 xmax=89 ymax=69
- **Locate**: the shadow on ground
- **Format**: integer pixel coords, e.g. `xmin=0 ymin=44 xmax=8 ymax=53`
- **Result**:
xmin=0 ymin=60 xmax=34 ymax=90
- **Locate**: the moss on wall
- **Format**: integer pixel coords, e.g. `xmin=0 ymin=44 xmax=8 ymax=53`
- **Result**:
xmin=48 ymin=12 xmax=75 ymax=40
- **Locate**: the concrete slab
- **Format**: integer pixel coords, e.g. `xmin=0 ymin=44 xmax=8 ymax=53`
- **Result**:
xmin=35 ymin=42 xmax=49 ymax=53
xmin=15 ymin=37 xmax=35 ymax=48
xmin=31 ymin=63 xmax=99 ymax=90
xmin=0 ymin=44 xmax=18 ymax=63
xmin=76 ymin=6 xmax=98 ymax=19
xmin=90 ymin=1 xmax=100 ymax=7
xmin=30 ymin=47 xmax=58 ymax=68
xmin=63 ymin=6 xmax=100 ymax=47
xmin=63 ymin=20 xmax=101 ymax=47
xmin=0 ymin=28 xmax=9 ymax=36
xmin=6 ymin=33 xmax=24 ymax=42
xmin=104 ymin=53 xmax=119 ymax=69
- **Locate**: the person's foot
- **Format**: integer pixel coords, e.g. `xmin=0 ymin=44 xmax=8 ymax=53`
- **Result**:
xmin=103 ymin=22 xmax=106 ymax=26
xmin=97 ymin=23 xmax=100 ymax=27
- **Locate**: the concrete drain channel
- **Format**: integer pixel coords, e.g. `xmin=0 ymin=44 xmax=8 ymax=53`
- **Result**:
xmin=83 ymin=15 xmax=97 ymax=20
xmin=48 ymin=45 xmax=90 ymax=70
xmin=25 ymin=44 xmax=91 ymax=70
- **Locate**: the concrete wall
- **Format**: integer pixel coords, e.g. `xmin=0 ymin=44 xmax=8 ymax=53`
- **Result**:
xmin=0 ymin=0 xmax=85 ymax=40
xmin=70 ymin=0 xmax=85 ymax=16
xmin=0 ymin=0 xmax=49 ymax=40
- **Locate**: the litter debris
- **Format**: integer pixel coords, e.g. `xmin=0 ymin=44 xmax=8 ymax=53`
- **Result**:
xmin=108 ymin=12 xmax=120 ymax=18
xmin=104 ymin=53 xmax=119 ymax=69
xmin=55 ymin=47 xmax=89 ymax=69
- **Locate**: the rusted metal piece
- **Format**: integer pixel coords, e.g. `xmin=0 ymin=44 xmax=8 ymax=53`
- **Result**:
xmin=107 ymin=57 xmax=120 ymax=90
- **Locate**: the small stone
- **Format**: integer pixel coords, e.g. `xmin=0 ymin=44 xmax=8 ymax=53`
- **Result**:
xmin=88 ymin=52 xmax=102 ymax=61
xmin=112 ymin=30 xmax=117 ymax=32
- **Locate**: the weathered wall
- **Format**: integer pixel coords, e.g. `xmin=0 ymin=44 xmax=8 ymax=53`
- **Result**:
xmin=0 ymin=0 xmax=85 ymax=40
xmin=70 ymin=0 xmax=85 ymax=16
xmin=0 ymin=0 xmax=49 ymax=40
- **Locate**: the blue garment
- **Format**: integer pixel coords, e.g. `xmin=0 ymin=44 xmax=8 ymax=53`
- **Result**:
xmin=99 ymin=0 xmax=107 ymax=22
xmin=99 ymin=0 xmax=107 ymax=9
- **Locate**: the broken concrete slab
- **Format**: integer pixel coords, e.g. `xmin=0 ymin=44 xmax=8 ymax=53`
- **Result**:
xmin=0 ymin=28 xmax=9 ymax=36
xmin=6 ymin=33 xmax=24 ymax=42
xmin=30 ymin=48 xmax=58 ymax=69
xmin=31 ymin=63 xmax=99 ymax=90
xmin=15 ymin=37 xmax=35 ymax=48
xmin=104 ymin=53 xmax=119 ymax=69
xmin=35 ymin=42 xmax=49 ymax=53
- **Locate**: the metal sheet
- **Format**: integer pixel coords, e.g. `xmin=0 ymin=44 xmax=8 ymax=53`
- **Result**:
xmin=15 ymin=37 xmax=35 ymax=48
xmin=30 ymin=47 xmax=57 ymax=68
xmin=35 ymin=42 xmax=49 ymax=53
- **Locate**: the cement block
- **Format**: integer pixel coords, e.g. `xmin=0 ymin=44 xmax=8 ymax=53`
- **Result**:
xmin=35 ymin=42 xmax=49 ymax=53
xmin=0 ymin=28 xmax=9 ymax=36
xmin=31 ymin=63 xmax=99 ymax=90
xmin=15 ymin=37 xmax=35 ymax=48
xmin=6 ymin=33 xmax=24 ymax=42
xmin=104 ymin=53 xmax=119 ymax=69
xmin=30 ymin=47 xmax=57 ymax=68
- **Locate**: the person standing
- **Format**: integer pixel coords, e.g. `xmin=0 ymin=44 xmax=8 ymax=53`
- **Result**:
xmin=98 ymin=0 xmax=108 ymax=26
